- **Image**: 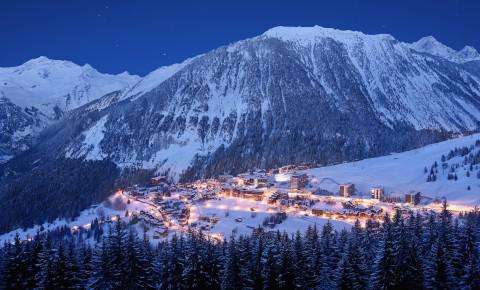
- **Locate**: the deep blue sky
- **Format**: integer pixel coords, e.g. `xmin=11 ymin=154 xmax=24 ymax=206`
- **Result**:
xmin=2 ymin=0 xmax=479 ymax=76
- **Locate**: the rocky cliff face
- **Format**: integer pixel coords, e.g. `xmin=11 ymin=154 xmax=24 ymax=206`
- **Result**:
xmin=4 ymin=26 xmax=480 ymax=180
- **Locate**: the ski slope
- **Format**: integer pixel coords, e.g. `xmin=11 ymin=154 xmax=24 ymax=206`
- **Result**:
xmin=304 ymin=134 xmax=480 ymax=205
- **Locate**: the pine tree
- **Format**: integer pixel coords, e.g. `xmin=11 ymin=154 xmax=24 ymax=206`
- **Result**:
xmin=36 ymin=234 xmax=58 ymax=289
xmin=107 ymin=219 xmax=127 ymax=288
xmin=262 ymin=246 xmax=278 ymax=290
xmin=203 ymin=234 xmax=222 ymax=290
xmin=371 ymin=214 xmax=398 ymax=289
xmin=237 ymin=235 xmax=254 ymax=289
xmin=303 ymin=225 xmax=321 ymax=289
xmin=77 ymin=241 xmax=93 ymax=287
xmin=140 ymin=231 xmax=156 ymax=289
xmin=3 ymin=233 xmax=28 ymax=289
xmin=277 ymin=234 xmax=295 ymax=290
xmin=169 ymin=234 xmax=186 ymax=289
xmin=345 ymin=221 xmax=367 ymax=289
xmin=221 ymin=236 xmax=241 ymax=290
xmin=251 ymin=231 xmax=265 ymax=290
xmin=182 ymin=230 xmax=210 ymax=290
xmin=292 ymin=231 xmax=306 ymax=289
xmin=65 ymin=238 xmax=83 ymax=289
xmin=25 ymin=231 xmax=43 ymax=289
xmin=459 ymin=214 xmax=480 ymax=287
xmin=424 ymin=200 xmax=456 ymax=289
xmin=318 ymin=222 xmax=337 ymax=289
xmin=395 ymin=214 xmax=422 ymax=289
xmin=90 ymin=239 xmax=114 ymax=289
xmin=124 ymin=227 xmax=153 ymax=289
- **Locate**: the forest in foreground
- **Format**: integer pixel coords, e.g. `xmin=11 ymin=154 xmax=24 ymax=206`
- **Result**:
xmin=1 ymin=202 xmax=479 ymax=290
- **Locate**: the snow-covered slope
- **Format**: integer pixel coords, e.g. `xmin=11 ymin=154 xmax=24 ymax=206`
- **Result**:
xmin=411 ymin=36 xmax=480 ymax=63
xmin=303 ymin=133 xmax=480 ymax=205
xmin=0 ymin=57 xmax=140 ymax=159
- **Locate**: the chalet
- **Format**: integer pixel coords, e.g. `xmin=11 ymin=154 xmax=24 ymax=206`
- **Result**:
xmin=129 ymin=189 xmax=146 ymax=197
xmin=254 ymin=177 xmax=268 ymax=188
xmin=339 ymin=183 xmax=355 ymax=197
xmin=405 ymin=192 xmax=421 ymax=205
xmin=242 ymin=174 xmax=269 ymax=188
xmin=295 ymin=165 xmax=310 ymax=171
xmin=235 ymin=174 xmax=250 ymax=186
xmin=268 ymin=191 xmax=288 ymax=204
xmin=290 ymin=173 xmax=309 ymax=189
xmin=371 ymin=187 xmax=385 ymax=200
xmin=240 ymin=189 xmax=264 ymax=201
xmin=151 ymin=176 xmax=168 ymax=185
xmin=218 ymin=175 xmax=234 ymax=183
xmin=287 ymin=189 xmax=312 ymax=199
xmin=384 ymin=193 xmax=402 ymax=203
xmin=268 ymin=168 xmax=280 ymax=175
xmin=279 ymin=165 xmax=296 ymax=173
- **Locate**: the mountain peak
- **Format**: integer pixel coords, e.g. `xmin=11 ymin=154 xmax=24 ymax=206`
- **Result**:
xmin=29 ymin=55 xmax=50 ymax=62
xmin=262 ymin=25 xmax=395 ymax=44
xmin=458 ymin=45 xmax=480 ymax=60
xmin=411 ymin=36 xmax=456 ymax=55
xmin=19 ymin=56 xmax=82 ymax=72
xmin=410 ymin=36 xmax=479 ymax=62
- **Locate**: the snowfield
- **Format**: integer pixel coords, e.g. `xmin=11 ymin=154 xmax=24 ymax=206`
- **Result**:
xmin=303 ymin=134 xmax=480 ymax=206
xmin=189 ymin=197 xmax=350 ymax=238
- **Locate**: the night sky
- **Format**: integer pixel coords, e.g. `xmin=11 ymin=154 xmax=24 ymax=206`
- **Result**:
xmin=2 ymin=0 xmax=479 ymax=76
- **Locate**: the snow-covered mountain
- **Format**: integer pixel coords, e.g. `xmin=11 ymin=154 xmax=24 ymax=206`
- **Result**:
xmin=0 ymin=57 xmax=140 ymax=160
xmin=4 ymin=26 xmax=480 ymax=181
xmin=411 ymin=36 xmax=480 ymax=63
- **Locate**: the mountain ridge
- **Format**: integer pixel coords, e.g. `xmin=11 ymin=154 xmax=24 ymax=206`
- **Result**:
xmin=1 ymin=26 xmax=480 ymax=177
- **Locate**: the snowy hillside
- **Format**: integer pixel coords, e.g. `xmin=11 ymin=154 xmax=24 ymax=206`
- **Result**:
xmin=301 ymin=133 xmax=480 ymax=205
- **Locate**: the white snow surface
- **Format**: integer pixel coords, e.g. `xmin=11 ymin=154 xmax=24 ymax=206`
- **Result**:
xmin=189 ymin=197 xmax=350 ymax=238
xmin=119 ymin=58 xmax=195 ymax=102
xmin=0 ymin=56 xmax=140 ymax=115
xmin=298 ymin=134 xmax=480 ymax=206
xmin=411 ymin=36 xmax=480 ymax=63
xmin=264 ymin=26 xmax=480 ymax=63
xmin=66 ymin=115 xmax=109 ymax=160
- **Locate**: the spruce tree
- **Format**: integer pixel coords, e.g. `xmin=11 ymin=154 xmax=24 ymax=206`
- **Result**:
xmin=221 ymin=236 xmax=241 ymax=290
xmin=3 ymin=233 xmax=28 ymax=289
xmin=371 ymin=214 xmax=398 ymax=289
